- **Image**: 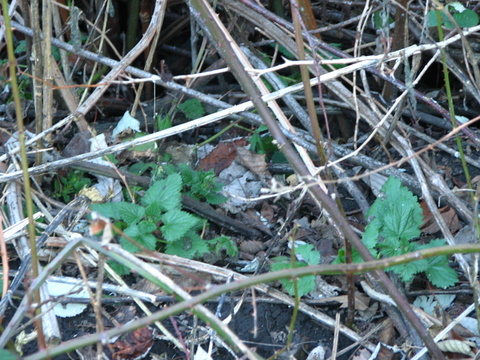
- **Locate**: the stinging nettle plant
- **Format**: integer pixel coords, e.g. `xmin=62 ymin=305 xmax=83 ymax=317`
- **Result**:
xmin=335 ymin=177 xmax=458 ymax=289
xmin=92 ymin=171 xmax=237 ymax=275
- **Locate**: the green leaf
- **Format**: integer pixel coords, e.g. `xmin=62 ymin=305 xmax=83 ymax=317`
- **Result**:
xmin=422 ymin=251 xmax=457 ymax=287
xmin=427 ymin=9 xmax=444 ymax=27
xmin=378 ymin=237 xmax=413 ymax=258
xmin=417 ymin=238 xmax=447 ymax=250
xmin=120 ymin=223 xmax=157 ymax=252
xmin=142 ymin=174 xmax=182 ymax=211
xmin=125 ymin=132 xmax=158 ymax=152
xmin=129 ymin=162 xmax=157 ymax=175
xmin=388 ymin=259 xmax=429 ymax=282
xmin=137 ymin=221 xmax=157 ymax=234
xmin=165 ymin=233 xmax=209 ymax=258
xmin=91 ymin=202 xmax=122 ymax=220
xmin=108 ymin=260 xmax=131 ymax=276
xmin=156 ymin=115 xmax=172 ymax=131
xmin=205 ymin=192 xmax=228 ymax=205
xmin=382 ymin=205 xmax=421 ymax=241
xmin=270 ymin=261 xmax=315 ymax=297
xmin=369 ymin=177 xmax=423 ymax=241
xmin=14 ymin=40 xmax=27 ymax=54
xmin=0 ymin=349 xmax=20 ymax=360
xmin=424 ymin=261 xmax=458 ymax=288
xmin=145 ymin=201 xmax=162 ymax=220
xmin=373 ymin=9 xmax=394 ymax=29
xmin=117 ymin=202 xmax=145 ymax=224
xmin=178 ymin=99 xmax=205 ymax=120
xmin=208 ymin=235 xmax=238 ymax=257
xmin=295 ymin=243 xmax=320 ymax=266
xmin=454 ymin=9 xmax=479 ymax=28
xmin=361 ymin=224 xmax=380 ymax=259
xmin=161 ymin=209 xmax=199 ymax=242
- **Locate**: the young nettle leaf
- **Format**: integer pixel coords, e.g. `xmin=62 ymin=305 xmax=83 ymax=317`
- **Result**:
xmin=165 ymin=232 xmax=209 ymax=259
xmin=271 ymin=258 xmax=316 ymax=298
xmin=117 ymin=202 xmax=145 ymax=224
xmin=120 ymin=223 xmax=157 ymax=252
xmin=270 ymin=243 xmax=321 ymax=297
xmin=144 ymin=201 xmax=162 ymax=221
xmin=178 ymin=98 xmax=205 ymax=120
xmin=91 ymin=202 xmax=122 ymax=220
xmin=358 ymin=225 xmax=379 ymax=260
xmin=161 ymin=163 xmax=227 ymax=205
xmin=108 ymin=260 xmax=131 ymax=276
xmin=387 ymin=258 xmax=429 ymax=283
xmin=206 ymin=192 xmax=228 ymax=205
xmin=378 ymin=237 xmax=413 ymax=258
xmin=161 ymin=209 xmax=200 ymax=242
xmin=129 ymin=162 xmax=157 ymax=175
xmin=90 ymin=163 xmax=235 ymax=263
xmin=382 ymin=205 xmax=421 ymax=242
xmin=424 ymin=256 xmax=458 ymax=289
xmin=417 ymin=239 xmax=456 ymax=289
xmin=156 ymin=114 xmax=172 ymax=131
xmin=208 ymin=235 xmax=239 ymax=257
xmin=368 ymin=177 xmax=423 ymax=236
xmin=143 ymin=173 xmax=182 ymax=211
xmin=334 ymin=177 xmax=458 ymax=288
xmin=295 ymin=243 xmax=321 ymax=266
xmin=333 ymin=224 xmax=377 ymax=264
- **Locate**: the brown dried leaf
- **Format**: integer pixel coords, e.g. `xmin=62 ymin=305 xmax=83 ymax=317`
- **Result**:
xmin=111 ymin=327 xmax=154 ymax=360
xmin=326 ymin=292 xmax=369 ymax=311
xmin=239 ymin=240 xmax=266 ymax=254
xmin=260 ymin=202 xmax=275 ymax=222
xmin=421 ymin=202 xmax=462 ymax=234
xmin=377 ymin=318 xmax=395 ymax=345
xmin=235 ymin=146 xmax=270 ymax=179
xmin=198 ymin=139 xmax=246 ymax=175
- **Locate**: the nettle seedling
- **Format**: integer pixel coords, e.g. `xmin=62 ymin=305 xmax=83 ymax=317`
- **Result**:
xmin=271 ymin=242 xmax=321 ymax=297
xmin=335 ymin=177 xmax=458 ymax=289
xmin=162 ymin=163 xmax=227 ymax=205
xmin=92 ymin=172 xmax=237 ymax=275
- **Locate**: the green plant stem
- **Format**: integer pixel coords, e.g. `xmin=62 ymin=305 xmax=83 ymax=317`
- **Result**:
xmin=474 ymin=182 xmax=480 ymax=335
xmin=193 ymin=118 xmax=243 ymax=150
xmin=286 ymin=226 xmax=301 ymax=352
xmin=0 ymin=0 xmax=45 ymax=350
xmin=435 ymin=7 xmax=473 ymax=196
xmin=127 ymin=0 xmax=141 ymax=51
xmin=20 ymin=240 xmax=480 ymax=360
xmin=435 ymin=5 xmax=479 ymax=332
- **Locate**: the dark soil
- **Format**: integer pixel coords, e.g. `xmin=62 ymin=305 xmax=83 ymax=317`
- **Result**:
xmin=13 ymin=299 xmax=353 ymax=360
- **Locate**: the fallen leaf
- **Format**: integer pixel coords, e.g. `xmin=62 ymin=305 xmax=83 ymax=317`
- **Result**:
xmin=111 ymin=327 xmax=154 ymax=360
xmin=421 ymin=202 xmax=461 ymax=234
xmin=238 ymin=240 xmax=266 ymax=254
xmin=235 ymin=146 xmax=270 ymax=179
xmin=260 ymin=202 xmax=275 ymax=223
xmin=377 ymin=318 xmax=395 ymax=345
xmin=198 ymin=139 xmax=246 ymax=175
xmin=437 ymin=339 xmax=476 ymax=357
